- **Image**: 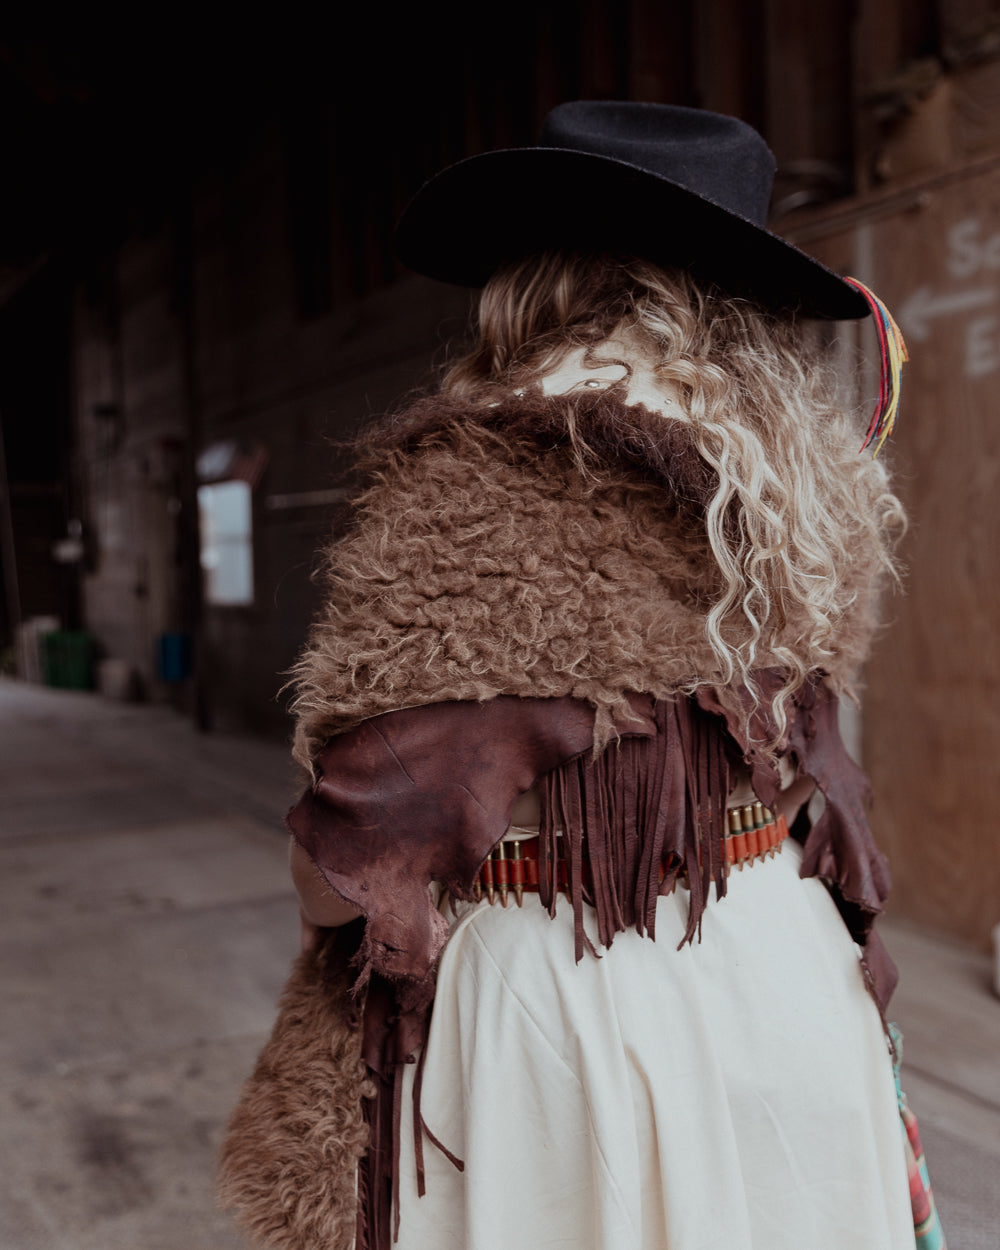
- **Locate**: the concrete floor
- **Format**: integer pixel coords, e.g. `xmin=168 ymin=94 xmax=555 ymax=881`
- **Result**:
xmin=1 ymin=677 xmax=997 ymax=1248
xmin=0 ymin=678 xmax=301 ymax=1250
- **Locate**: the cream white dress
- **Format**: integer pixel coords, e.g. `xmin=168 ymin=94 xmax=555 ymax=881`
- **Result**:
xmin=395 ymin=839 xmax=914 ymax=1249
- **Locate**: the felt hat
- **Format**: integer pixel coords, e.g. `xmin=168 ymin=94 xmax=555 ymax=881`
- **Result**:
xmin=394 ymin=100 xmax=868 ymax=320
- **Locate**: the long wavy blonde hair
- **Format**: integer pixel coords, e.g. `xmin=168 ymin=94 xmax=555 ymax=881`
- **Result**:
xmin=440 ymin=251 xmax=906 ymax=739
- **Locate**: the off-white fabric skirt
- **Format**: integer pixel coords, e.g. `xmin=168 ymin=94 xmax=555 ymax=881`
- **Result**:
xmin=395 ymin=839 xmax=913 ymax=1249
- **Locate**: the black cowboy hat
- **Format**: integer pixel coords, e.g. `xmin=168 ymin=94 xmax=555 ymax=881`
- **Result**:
xmin=394 ymin=100 xmax=868 ymax=320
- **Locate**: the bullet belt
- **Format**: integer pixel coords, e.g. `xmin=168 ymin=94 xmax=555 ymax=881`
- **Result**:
xmin=474 ymin=800 xmax=790 ymax=907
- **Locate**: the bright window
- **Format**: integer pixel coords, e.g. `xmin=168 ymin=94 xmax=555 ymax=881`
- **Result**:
xmin=198 ymin=480 xmax=254 ymax=606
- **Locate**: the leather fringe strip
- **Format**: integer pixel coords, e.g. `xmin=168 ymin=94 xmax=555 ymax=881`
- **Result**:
xmin=538 ymin=697 xmax=731 ymax=959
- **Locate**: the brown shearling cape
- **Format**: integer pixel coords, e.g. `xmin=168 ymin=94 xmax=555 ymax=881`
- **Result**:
xmin=289 ymin=388 xmax=886 ymax=767
xmin=219 ymin=390 xmax=896 ymax=1250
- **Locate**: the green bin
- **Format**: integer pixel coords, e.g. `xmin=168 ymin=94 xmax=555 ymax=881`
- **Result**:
xmin=41 ymin=631 xmax=94 ymax=690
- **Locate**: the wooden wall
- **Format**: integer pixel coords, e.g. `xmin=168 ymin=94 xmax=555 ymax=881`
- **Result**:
xmin=792 ymin=183 xmax=1000 ymax=952
xmin=781 ymin=0 xmax=1000 ymax=949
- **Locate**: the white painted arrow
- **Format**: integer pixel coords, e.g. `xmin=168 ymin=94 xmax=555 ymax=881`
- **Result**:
xmin=898 ymin=285 xmax=997 ymax=341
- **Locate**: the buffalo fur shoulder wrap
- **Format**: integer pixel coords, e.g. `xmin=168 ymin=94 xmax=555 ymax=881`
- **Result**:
xmin=218 ymin=927 xmax=372 ymax=1250
xmin=221 ymin=388 xmax=891 ymax=1250
xmin=290 ymin=388 xmax=883 ymax=767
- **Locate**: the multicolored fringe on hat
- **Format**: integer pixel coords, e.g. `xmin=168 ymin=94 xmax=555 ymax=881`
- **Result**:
xmin=844 ymin=277 xmax=909 ymax=458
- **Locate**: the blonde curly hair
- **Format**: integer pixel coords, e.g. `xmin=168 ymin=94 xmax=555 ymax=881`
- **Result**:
xmin=440 ymin=251 xmax=906 ymax=742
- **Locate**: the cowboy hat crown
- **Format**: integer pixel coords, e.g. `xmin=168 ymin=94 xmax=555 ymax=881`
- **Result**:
xmin=394 ymin=100 xmax=868 ymax=320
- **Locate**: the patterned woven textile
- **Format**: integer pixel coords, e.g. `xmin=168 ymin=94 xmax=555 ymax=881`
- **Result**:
xmin=891 ymin=1024 xmax=948 ymax=1249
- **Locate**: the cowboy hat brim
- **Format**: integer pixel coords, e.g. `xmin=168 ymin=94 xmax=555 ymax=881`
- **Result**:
xmin=394 ymin=147 xmax=868 ymax=320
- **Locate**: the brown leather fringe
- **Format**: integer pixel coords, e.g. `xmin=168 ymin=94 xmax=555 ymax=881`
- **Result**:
xmin=354 ymin=978 xmax=402 ymax=1250
xmin=676 ymin=696 xmax=731 ymax=945
xmin=357 ymin=982 xmax=466 ymax=1250
xmin=410 ymin=1035 xmax=465 ymax=1201
xmin=539 ymin=698 xmax=730 ymax=959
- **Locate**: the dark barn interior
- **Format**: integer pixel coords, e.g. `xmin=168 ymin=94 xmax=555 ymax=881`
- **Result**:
xmin=3 ymin=5 xmax=1000 ymax=1246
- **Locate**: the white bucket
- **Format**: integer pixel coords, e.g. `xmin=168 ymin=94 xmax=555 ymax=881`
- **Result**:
xmin=97 ymin=658 xmax=137 ymax=701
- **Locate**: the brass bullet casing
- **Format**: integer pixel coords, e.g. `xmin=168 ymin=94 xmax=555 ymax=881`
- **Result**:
xmin=742 ymin=803 xmax=759 ymax=864
xmin=494 ymin=841 xmax=509 ymax=908
xmin=761 ymin=804 xmax=777 ymax=856
xmin=511 ymin=839 xmax=524 ymax=907
xmin=759 ymin=803 xmax=772 ymax=857
xmin=727 ymin=806 xmax=744 ymax=873
xmin=481 ymin=852 xmax=495 ymax=905
xmin=728 ymin=805 xmax=748 ymax=870
xmin=748 ymin=801 xmax=763 ymax=863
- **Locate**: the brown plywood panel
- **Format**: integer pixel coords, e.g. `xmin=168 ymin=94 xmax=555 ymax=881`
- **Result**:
xmin=802 ymin=168 xmax=1000 ymax=949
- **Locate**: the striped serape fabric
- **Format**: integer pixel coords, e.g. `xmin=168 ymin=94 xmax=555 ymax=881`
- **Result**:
xmin=890 ymin=1024 xmax=947 ymax=1249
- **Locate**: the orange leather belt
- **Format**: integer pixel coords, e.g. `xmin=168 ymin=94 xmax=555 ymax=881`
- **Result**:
xmin=474 ymin=800 xmax=789 ymax=907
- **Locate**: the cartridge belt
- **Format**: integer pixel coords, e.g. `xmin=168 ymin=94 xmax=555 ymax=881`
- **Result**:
xmin=725 ymin=800 xmax=790 ymax=873
xmin=474 ymin=800 xmax=790 ymax=908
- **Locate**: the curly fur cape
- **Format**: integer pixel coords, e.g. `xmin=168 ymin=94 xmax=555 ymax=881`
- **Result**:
xmin=290 ymin=388 xmax=883 ymax=766
xmin=220 ymin=388 xmax=890 ymax=1250
xmin=218 ymin=929 xmax=372 ymax=1250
